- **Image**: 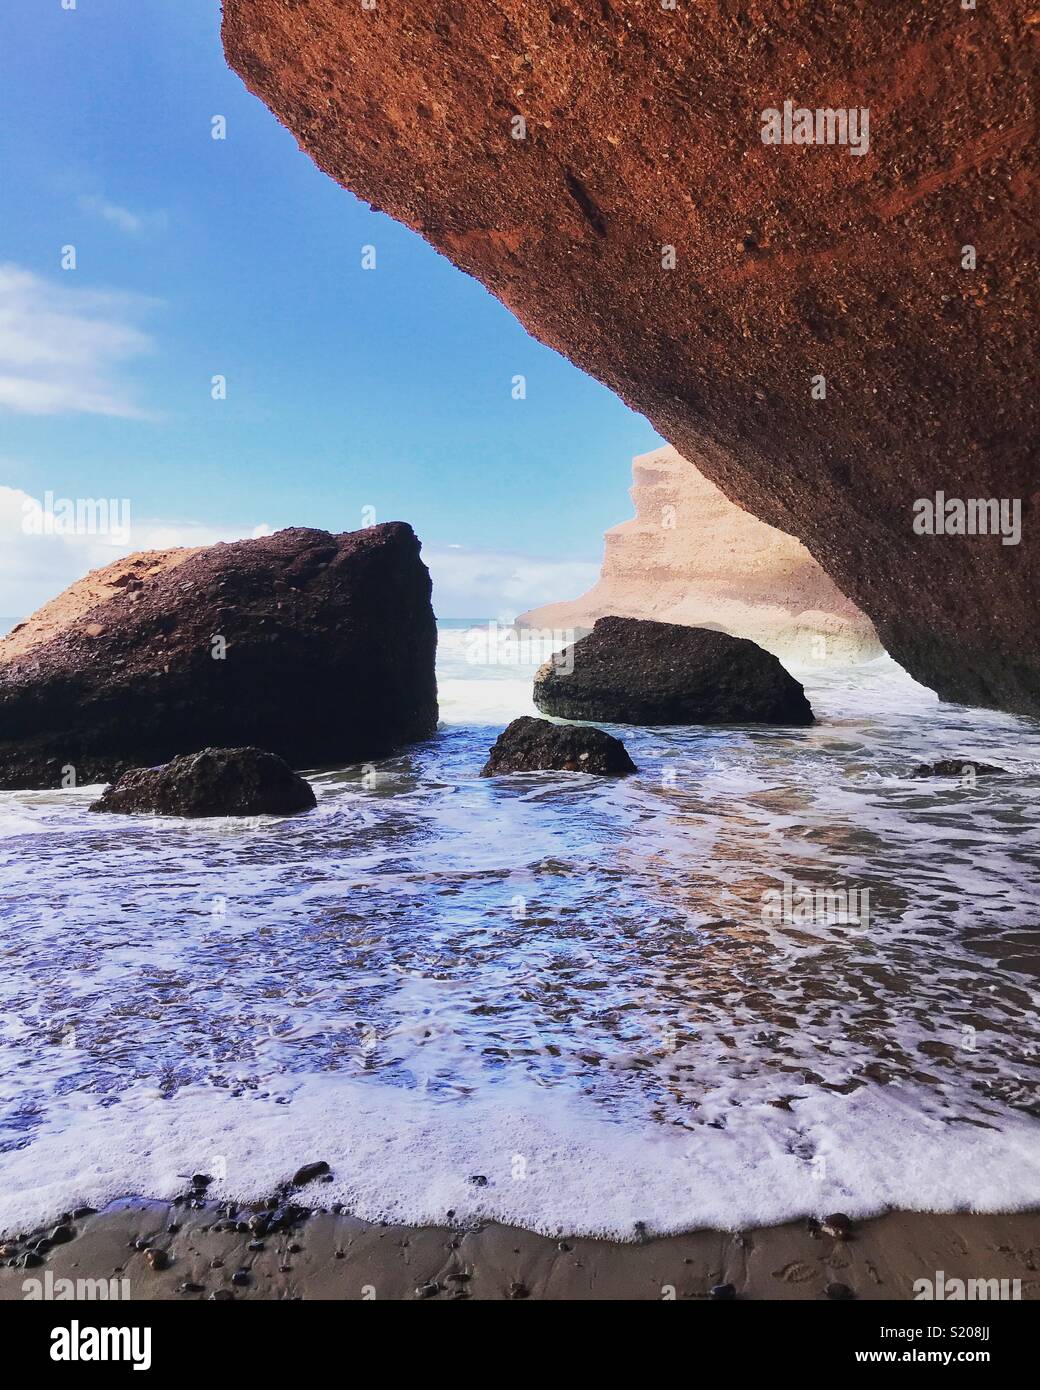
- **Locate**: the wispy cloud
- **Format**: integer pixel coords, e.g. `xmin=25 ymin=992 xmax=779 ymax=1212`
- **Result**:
xmin=78 ymin=195 xmax=166 ymax=236
xmin=0 ymin=484 xmax=265 ymax=627
xmin=0 ymin=263 xmax=158 ymax=419
xmin=424 ymin=544 xmax=599 ymax=621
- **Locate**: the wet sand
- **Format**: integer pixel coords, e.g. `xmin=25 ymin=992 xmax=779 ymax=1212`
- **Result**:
xmin=2 ymin=1199 xmax=1038 ymax=1300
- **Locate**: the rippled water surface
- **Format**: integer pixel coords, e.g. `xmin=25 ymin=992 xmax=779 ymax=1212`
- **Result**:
xmin=2 ymin=630 xmax=1039 ymax=1235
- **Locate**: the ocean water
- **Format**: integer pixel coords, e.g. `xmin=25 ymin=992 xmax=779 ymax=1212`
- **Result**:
xmin=1 ymin=625 xmax=1039 ymax=1238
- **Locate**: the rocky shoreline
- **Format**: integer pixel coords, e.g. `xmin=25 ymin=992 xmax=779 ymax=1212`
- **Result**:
xmin=2 ymin=1197 xmax=1037 ymax=1301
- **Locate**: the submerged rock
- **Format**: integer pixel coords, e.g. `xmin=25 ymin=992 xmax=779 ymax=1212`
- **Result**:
xmin=533 ymin=617 xmax=813 ymax=726
xmin=911 ymin=757 xmax=1008 ymax=778
xmin=291 ymin=1161 xmax=331 ymax=1187
xmin=0 ymin=523 xmax=437 ymax=789
xmin=89 ymin=747 xmax=317 ymax=818
xmin=480 ymin=715 xmax=636 ymax=776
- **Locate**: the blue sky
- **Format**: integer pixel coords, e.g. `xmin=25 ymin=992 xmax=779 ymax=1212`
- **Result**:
xmin=0 ymin=0 xmax=660 ymax=622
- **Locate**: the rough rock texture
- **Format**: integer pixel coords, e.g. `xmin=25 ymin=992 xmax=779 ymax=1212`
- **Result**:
xmin=223 ymin=2 xmax=1039 ymax=715
xmin=534 ymin=616 xmax=814 ymax=726
xmin=480 ymin=714 xmax=636 ymax=776
xmin=89 ymin=747 xmax=317 ymax=818
xmin=0 ymin=548 xmax=200 ymax=668
xmin=0 ymin=523 xmax=437 ymax=789
xmin=519 ymin=446 xmax=881 ymax=665
xmin=911 ymin=757 xmax=1008 ymax=778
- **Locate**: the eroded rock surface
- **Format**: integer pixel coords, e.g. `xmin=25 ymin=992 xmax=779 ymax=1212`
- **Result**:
xmin=223 ymin=1 xmax=1039 ymax=714
xmin=0 ymin=523 xmax=437 ymax=788
xmin=534 ymin=617 xmax=814 ymax=726
xmin=89 ymin=747 xmax=317 ymax=818
xmin=480 ymin=715 xmax=636 ymax=776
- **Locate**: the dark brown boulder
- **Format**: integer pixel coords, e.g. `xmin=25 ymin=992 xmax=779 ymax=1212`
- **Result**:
xmin=533 ymin=617 xmax=813 ymax=726
xmin=0 ymin=523 xmax=437 ymax=789
xmin=480 ymin=715 xmax=636 ymax=776
xmin=911 ymin=757 xmax=1008 ymax=778
xmin=89 ymin=747 xmax=316 ymax=818
xmin=223 ymin=2 xmax=1039 ymax=716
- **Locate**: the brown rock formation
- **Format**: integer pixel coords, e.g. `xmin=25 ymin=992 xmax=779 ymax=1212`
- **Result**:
xmin=89 ymin=747 xmax=318 ymax=818
xmin=480 ymin=715 xmax=636 ymax=777
xmin=519 ymin=445 xmax=881 ymax=664
xmin=533 ymin=616 xmax=815 ymax=726
xmin=223 ymin=1 xmax=1039 ymax=714
xmin=0 ymin=548 xmax=199 ymax=668
xmin=0 ymin=523 xmax=437 ymax=789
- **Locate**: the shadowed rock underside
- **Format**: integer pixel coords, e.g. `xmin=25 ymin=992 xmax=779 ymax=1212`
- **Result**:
xmin=223 ymin=1 xmax=1039 ymax=714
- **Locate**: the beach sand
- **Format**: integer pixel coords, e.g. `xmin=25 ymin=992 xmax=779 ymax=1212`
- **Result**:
xmin=2 ymin=1200 xmax=1037 ymax=1301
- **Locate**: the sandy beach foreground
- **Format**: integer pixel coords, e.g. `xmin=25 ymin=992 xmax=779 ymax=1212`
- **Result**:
xmin=1 ymin=1200 xmax=1037 ymax=1302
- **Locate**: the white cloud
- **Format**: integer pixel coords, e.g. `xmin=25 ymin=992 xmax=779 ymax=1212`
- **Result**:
xmin=424 ymin=545 xmax=599 ymax=622
xmin=0 ymin=485 xmax=258 ymax=629
xmin=79 ymin=196 xmax=166 ymax=236
xmin=0 ymin=263 xmax=157 ymax=419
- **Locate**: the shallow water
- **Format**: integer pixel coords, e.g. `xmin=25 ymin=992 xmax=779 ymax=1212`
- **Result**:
xmin=1 ymin=628 xmax=1039 ymax=1237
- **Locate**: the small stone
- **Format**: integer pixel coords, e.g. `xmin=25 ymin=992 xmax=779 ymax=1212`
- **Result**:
xmin=508 ymin=1281 xmax=529 ymax=1300
xmin=416 ymin=1281 xmax=440 ymax=1299
xmin=468 ymin=1175 xmax=488 ymax=1187
xmin=210 ymin=1258 xmax=224 ymax=1269
xmin=291 ymin=1161 xmax=331 ymax=1187
xmin=231 ymin=1270 xmax=250 ymax=1287
xmin=825 ymin=1282 xmax=855 ymax=1301
xmin=179 ymin=1282 xmax=205 ymax=1294
xmin=191 ymin=1173 xmax=213 ymax=1189
xmin=209 ymin=1289 xmax=234 ymax=1301
xmin=821 ymin=1213 xmax=853 ymax=1240
xmin=146 ymin=1249 xmax=170 ymax=1271
xmin=709 ymin=1283 xmax=736 ymax=1300
xmin=49 ymin=1225 xmax=75 ymax=1245
xmin=16 ymin=1251 xmax=43 ymax=1269
xmin=910 ymin=758 xmax=1007 ymax=779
